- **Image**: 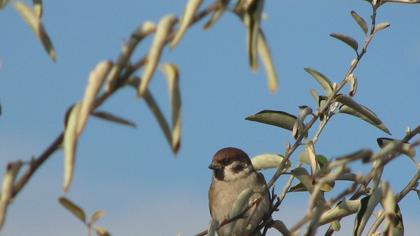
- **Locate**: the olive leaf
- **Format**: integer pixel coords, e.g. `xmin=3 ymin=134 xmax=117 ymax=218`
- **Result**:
xmin=33 ymin=0 xmax=42 ymax=18
xmin=13 ymin=1 xmax=56 ymax=61
xmin=203 ymin=0 xmax=229 ymax=29
xmin=350 ymin=10 xmax=368 ymax=34
xmin=170 ymin=0 xmax=203 ymax=49
xmin=246 ymin=110 xmax=297 ymax=131
xmin=304 ymin=68 xmax=333 ymax=95
xmin=58 ymin=197 xmax=86 ymax=223
xmin=63 ymin=103 xmax=82 ymax=193
xmin=90 ymin=210 xmax=105 ymax=225
xmin=251 ymin=153 xmax=290 ymax=170
xmin=0 ymin=161 xmax=23 ymax=231
xmin=95 ymin=226 xmax=111 ymax=236
xmin=374 ymin=22 xmax=390 ymax=33
xmin=258 ymin=30 xmax=278 ymax=92
xmin=161 ymin=63 xmax=182 ymax=153
xmin=77 ymin=61 xmax=113 ymax=135
xmin=377 ymin=138 xmax=416 ymax=158
xmin=92 ymin=111 xmax=136 ymax=128
xmin=243 ymin=0 xmax=265 ymax=71
xmin=353 ymin=189 xmax=382 ymax=236
xmin=330 ymin=33 xmax=358 ymax=52
xmin=336 ymin=95 xmax=390 ymax=134
xmin=138 ymin=15 xmax=177 ymax=96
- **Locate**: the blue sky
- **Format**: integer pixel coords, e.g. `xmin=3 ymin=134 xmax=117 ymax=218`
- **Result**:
xmin=0 ymin=0 xmax=419 ymax=235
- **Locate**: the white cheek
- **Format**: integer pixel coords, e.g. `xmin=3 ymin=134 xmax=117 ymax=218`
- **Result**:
xmin=223 ymin=165 xmax=251 ymax=181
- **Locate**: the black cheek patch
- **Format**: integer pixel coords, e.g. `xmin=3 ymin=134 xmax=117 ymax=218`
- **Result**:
xmin=214 ymin=169 xmax=224 ymax=181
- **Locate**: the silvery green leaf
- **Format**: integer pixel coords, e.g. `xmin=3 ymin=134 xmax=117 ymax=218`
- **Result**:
xmin=63 ymin=103 xmax=81 ymax=193
xmin=319 ymin=200 xmax=360 ymax=225
xmin=0 ymin=161 xmax=23 ymax=230
xmin=58 ymin=197 xmax=86 ymax=223
xmin=351 ymin=10 xmax=368 ymax=34
xmin=95 ymin=226 xmax=111 ymax=236
xmin=382 ymin=0 xmax=420 ymax=4
xmin=208 ymin=219 xmax=219 ymax=236
xmin=13 ymin=1 xmax=56 ymax=61
xmin=251 ymin=153 xmax=289 ymax=170
xmin=377 ymin=138 xmax=416 ymax=158
xmin=374 ymin=22 xmax=390 ymax=33
xmin=203 ymin=0 xmax=229 ymax=29
xmin=0 ymin=0 xmax=9 ymax=9
xmin=353 ymin=190 xmax=382 ymax=236
xmin=92 ymin=111 xmax=136 ymax=128
xmin=161 ymin=63 xmax=182 ymax=153
xmin=246 ymin=110 xmax=296 ymax=131
xmin=243 ymin=0 xmax=265 ymax=71
xmin=330 ymin=33 xmax=358 ymax=52
xmin=304 ymin=68 xmax=333 ymax=95
xmin=138 ymin=15 xmax=177 ymax=96
xmin=170 ymin=0 xmax=203 ymax=49
xmin=78 ymin=61 xmax=113 ymax=135
xmin=90 ymin=210 xmax=105 ymax=225
xmin=337 ymin=95 xmax=390 ymax=134
xmin=33 ymin=0 xmax=42 ymax=17
xmin=258 ymin=30 xmax=278 ymax=92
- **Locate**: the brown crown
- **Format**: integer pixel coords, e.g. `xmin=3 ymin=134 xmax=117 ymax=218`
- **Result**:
xmin=212 ymin=147 xmax=251 ymax=166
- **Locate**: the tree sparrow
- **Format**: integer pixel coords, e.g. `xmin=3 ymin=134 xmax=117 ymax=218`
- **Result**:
xmin=208 ymin=147 xmax=270 ymax=236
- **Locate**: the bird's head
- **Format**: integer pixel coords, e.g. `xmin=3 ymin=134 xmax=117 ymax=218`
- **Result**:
xmin=209 ymin=147 xmax=254 ymax=181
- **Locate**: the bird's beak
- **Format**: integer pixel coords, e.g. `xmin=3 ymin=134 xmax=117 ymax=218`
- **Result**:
xmin=208 ymin=162 xmax=222 ymax=170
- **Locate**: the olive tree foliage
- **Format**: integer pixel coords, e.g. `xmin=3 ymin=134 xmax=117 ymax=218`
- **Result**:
xmin=0 ymin=0 xmax=420 ymax=235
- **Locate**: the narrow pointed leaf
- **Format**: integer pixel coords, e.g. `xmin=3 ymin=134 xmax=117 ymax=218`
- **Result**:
xmin=77 ymin=61 xmax=112 ymax=135
xmin=377 ymin=138 xmax=415 ymax=158
xmin=258 ymin=30 xmax=278 ymax=92
xmin=63 ymin=103 xmax=81 ymax=193
xmin=351 ymin=11 xmax=368 ymax=34
xmin=105 ymin=21 xmax=156 ymax=92
xmin=58 ymin=197 xmax=86 ymax=223
xmin=353 ymin=190 xmax=382 ymax=236
xmin=0 ymin=0 xmax=9 ymax=9
xmin=251 ymin=153 xmax=290 ymax=170
xmin=382 ymin=0 xmax=420 ymax=4
xmin=95 ymin=226 xmax=111 ymax=236
xmin=246 ymin=110 xmax=296 ymax=131
xmin=227 ymin=188 xmax=253 ymax=234
xmin=143 ymin=90 xmax=172 ymax=150
xmin=208 ymin=219 xmax=219 ymax=236
xmin=0 ymin=161 xmax=23 ymax=230
xmin=306 ymin=141 xmax=317 ymax=176
xmin=319 ymin=200 xmax=361 ymax=225
xmin=161 ymin=63 xmax=182 ymax=153
xmin=374 ymin=22 xmax=390 ymax=33
xmin=33 ymin=0 xmax=42 ymax=18
xmin=203 ymin=0 xmax=228 ymax=29
xmin=170 ymin=0 xmax=203 ymax=49
xmin=92 ymin=111 xmax=136 ymax=128
xmin=13 ymin=2 xmax=56 ymax=61
xmin=304 ymin=68 xmax=333 ymax=95
xmin=330 ymin=33 xmax=358 ymax=52
xmin=229 ymin=188 xmax=253 ymax=219
xmin=346 ymin=73 xmax=357 ymax=97
xmin=243 ymin=0 xmax=264 ymax=71
xmin=337 ymin=95 xmax=390 ymax=134
xmin=138 ymin=15 xmax=177 ymax=96
xmin=383 ymin=204 xmax=404 ymax=236
xmin=90 ymin=210 xmax=105 ymax=225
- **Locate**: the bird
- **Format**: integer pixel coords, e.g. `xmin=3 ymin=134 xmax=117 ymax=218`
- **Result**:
xmin=208 ymin=147 xmax=270 ymax=236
